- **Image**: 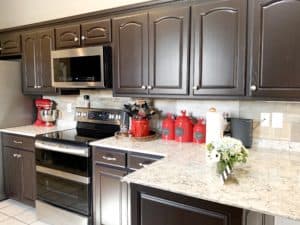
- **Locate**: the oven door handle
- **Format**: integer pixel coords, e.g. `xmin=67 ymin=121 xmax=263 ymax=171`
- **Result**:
xmin=36 ymin=165 xmax=90 ymax=184
xmin=35 ymin=140 xmax=89 ymax=157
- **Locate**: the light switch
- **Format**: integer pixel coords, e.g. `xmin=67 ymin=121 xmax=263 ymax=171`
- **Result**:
xmin=67 ymin=103 xmax=72 ymax=113
xmin=260 ymin=113 xmax=270 ymax=127
xmin=272 ymin=112 xmax=283 ymax=129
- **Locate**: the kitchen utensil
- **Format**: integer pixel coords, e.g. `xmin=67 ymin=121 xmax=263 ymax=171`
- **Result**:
xmin=39 ymin=109 xmax=58 ymax=127
xmin=34 ymin=99 xmax=54 ymax=126
xmin=175 ymin=111 xmax=193 ymax=142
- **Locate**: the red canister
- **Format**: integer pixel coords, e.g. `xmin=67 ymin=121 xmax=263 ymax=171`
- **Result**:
xmin=131 ymin=118 xmax=150 ymax=137
xmin=193 ymin=118 xmax=206 ymax=144
xmin=175 ymin=111 xmax=193 ymax=142
xmin=161 ymin=113 xmax=175 ymax=140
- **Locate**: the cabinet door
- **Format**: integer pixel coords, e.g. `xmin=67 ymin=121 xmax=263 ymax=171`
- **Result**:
xmin=249 ymin=0 xmax=300 ymax=98
xmin=36 ymin=28 xmax=56 ymax=94
xmin=3 ymin=147 xmax=21 ymax=201
xmin=22 ymin=32 xmax=38 ymax=94
xmin=20 ymin=150 xmax=36 ymax=206
xmin=0 ymin=33 xmax=21 ymax=56
xmin=93 ymin=165 xmax=127 ymax=225
xmin=148 ymin=7 xmax=189 ymax=95
xmin=55 ymin=24 xmax=81 ymax=49
xmin=112 ymin=13 xmax=149 ymax=95
xmin=131 ymin=184 xmax=243 ymax=225
xmin=191 ymin=0 xmax=246 ymax=96
xmin=81 ymin=19 xmax=111 ymax=46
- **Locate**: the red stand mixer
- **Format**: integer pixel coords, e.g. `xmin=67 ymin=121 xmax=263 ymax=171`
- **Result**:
xmin=34 ymin=99 xmax=57 ymax=127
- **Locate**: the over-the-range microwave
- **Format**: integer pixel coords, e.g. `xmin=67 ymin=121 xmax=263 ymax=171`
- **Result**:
xmin=51 ymin=46 xmax=112 ymax=88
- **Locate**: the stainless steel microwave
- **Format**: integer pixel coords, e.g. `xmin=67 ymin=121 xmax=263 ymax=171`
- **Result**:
xmin=51 ymin=46 xmax=112 ymax=88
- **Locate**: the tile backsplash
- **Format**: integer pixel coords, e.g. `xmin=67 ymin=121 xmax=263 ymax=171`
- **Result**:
xmin=45 ymin=90 xmax=300 ymax=150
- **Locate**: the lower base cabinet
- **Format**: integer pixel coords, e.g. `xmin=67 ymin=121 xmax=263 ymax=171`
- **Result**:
xmin=131 ymin=183 xmax=243 ymax=225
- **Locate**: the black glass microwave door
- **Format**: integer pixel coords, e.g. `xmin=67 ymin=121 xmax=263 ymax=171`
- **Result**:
xmin=37 ymin=172 xmax=90 ymax=216
xmin=36 ymin=149 xmax=89 ymax=177
xmin=53 ymin=56 xmax=101 ymax=82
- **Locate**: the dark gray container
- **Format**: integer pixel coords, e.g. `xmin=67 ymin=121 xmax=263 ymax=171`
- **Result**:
xmin=231 ymin=118 xmax=253 ymax=148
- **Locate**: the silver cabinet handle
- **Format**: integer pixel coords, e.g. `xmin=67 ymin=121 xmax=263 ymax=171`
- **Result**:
xmin=192 ymin=86 xmax=199 ymax=90
xmin=13 ymin=140 xmax=23 ymax=144
xmin=102 ymin=156 xmax=117 ymax=161
xmin=13 ymin=154 xmax=18 ymax=158
xmin=74 ymin=36 xmax=79 ymax=42
xmin=0 ymin=47 xmax=3 ymax=51
xmin=34 ymin=85 xmax=41 ymax=88
xmin=81 ymin=35 xmax=86 ymax=41
xmin=141 ymin=85 xmax=147 ymax=90
xmin=17 ymin=154 xmax=22 ymax=158
xmin=138 ymin=163 xmax=149 ymax=168
xmin=250 ymin=85 xmax=257 ymax=91
xmin=147 ymin=85 xmax=153 ymax=90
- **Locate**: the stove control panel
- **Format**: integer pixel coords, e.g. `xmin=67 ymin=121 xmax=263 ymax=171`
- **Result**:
xmin=75 ymin=107 xmax=122 ymax=125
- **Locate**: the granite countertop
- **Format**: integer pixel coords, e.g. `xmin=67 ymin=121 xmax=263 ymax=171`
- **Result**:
xmin=0 ymin=124 xmax=76 ymax=137
xmin=90 ymin=137 xmax=300 ymax=221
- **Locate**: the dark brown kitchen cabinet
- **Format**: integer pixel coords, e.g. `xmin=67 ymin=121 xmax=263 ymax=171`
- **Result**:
xmin=248 ymin=0 xmax=300 ymax=98
xmin=191 ymin=0 xmax=246 ymax=96
xmin=55 ymin=19 xmax=111 ymax=49
xmin=148 ymin=6 xmax=190 ymax=95
xmin=131 ymin=184 xmax=243 ymax=225
xmin=22 ymin=28 xmax=56 ymax=95
xmin=2 ymin=134 xmax=36 ymax=206
xmin=93 ymin=147 xmax=128 ymax=225
xmin=112 ymin=12 xmax=149 ymax=95
xmin=0 ymin=32 xmax=21 ymax=56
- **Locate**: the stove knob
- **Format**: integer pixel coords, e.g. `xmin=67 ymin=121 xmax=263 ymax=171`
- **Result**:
xmin=82 ymin=112 xmax=88 ymax=117
xmin=76 ymin=112 xmax=82 ymax=117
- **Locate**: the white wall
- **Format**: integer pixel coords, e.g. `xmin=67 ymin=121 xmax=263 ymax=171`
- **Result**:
xmin=0 ymin=0 xmax=151 ymax=29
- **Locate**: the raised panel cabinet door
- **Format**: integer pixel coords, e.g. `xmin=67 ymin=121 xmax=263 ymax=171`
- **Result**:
xmin=249 ymin=0 xmax=300 ymax=98
xmin=20 ymin=150 xmax=36 ymax=206
xmin=0 ymin=32 xmax=21 ymax=55
xmin=131 ymin=184 xmax=243 ymax=225
xmin=3 ymin=147 xmax=21 ymax=201
xmin=81 ymin=19 xmax=111 ymax=45
xmin=22 ymin=32 xmax=38 ymax=93
xmin=112 ymin=13 xmax=149 ymax=95
xmin=191 ymin=0 xmax=246 ymax=96
xmin=148 ymin=6 xmax=190 ymax=95
xmin=36 ymin=28 xmax=56 ymax=94
xmin=93 ymin=165 xmax=127 ymax=225
xmin=55 ymin=24 xmax=81 ymax=49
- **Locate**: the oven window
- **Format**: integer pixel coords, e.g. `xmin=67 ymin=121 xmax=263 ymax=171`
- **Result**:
xmin=37 ymin=172 xmax=91 ymax=216
xmin=53 ymin=56 xmax=101 ymax=82
xmin=36 ymin=149 xmax=90 ymax=177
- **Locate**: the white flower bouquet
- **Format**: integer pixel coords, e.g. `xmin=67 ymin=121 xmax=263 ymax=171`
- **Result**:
xmin=206 ymin=137 xmax=249 ymax=182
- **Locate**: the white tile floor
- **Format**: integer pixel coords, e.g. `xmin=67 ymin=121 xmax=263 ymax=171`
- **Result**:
xmin=0 ymin=199 xmax=50 ymax=225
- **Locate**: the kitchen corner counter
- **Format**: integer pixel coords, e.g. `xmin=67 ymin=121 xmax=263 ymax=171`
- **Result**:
xmin=0 ymin=124 xmax=76 ymax=137
xmin=91 ymin=137 xmax=300 ymax=221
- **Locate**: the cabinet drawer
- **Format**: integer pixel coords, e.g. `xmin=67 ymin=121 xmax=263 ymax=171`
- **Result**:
xmin=128 ymin=154 xmax=161 ymax=170
xmin=2 ymin=134 xmax=35 ymax=152
xmin=93 ymin=147 xmax=126 ymax=168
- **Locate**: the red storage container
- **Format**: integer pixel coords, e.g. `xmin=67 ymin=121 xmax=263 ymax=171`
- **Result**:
xmin=131 ymin=119 xmax=150 ymax=137
xmin=162 ymin=113 xmax=175 ymax=140
xmin=193 ymin=118 xmax=206 ymax=144
xmin=175 ymin=111 xmax=193 ymax=142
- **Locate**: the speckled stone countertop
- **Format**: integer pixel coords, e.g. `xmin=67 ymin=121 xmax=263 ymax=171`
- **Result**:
xmin=0 ymin=124 xmax=76 ymax=137
xmin=90 ymin=137 xmax=300 ymax=221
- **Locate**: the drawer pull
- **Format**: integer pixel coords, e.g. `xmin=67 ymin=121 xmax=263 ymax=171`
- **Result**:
xmin=13 ymin=140 xmax=23 ymax=144
xmin=16 ymin=154 xmax=22 ymax=158
xmin=13 ymin=154 xmax=18 ymax=158
xmin=138 ymin=163 xmax=149 ymax=168
xmin=102 ymin=156 xmax=117 ymax=161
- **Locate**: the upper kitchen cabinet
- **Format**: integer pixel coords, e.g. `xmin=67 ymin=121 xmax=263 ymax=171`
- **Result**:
xmin=112 ymin=12 xmax=149 ymax=95
xmin=55 ymin=19 xmax=111 ymax=49
xmin=22 ymin=28 xmax=56 ymax=95
xmin=248 ymin=0 xmax=300 ymax=98
xmin=148 ymin=6 xmax=190 ymax=95
xmin=113 ymin=6 xmax=190 ymax=97
xmin=191 ymin=0 xmax=246 ymax=96
xmin=0 ymin=32 xmax=21 ymax=56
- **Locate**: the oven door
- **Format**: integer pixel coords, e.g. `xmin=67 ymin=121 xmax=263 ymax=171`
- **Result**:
xmin=51 ymin=46 xmax=105 ymax=88
xmin=36 ymin=169 xmax=91 ymax=216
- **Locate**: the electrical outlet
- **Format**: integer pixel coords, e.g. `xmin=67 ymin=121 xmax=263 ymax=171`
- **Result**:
xmin=66 ymin=103 xmax=72 ymax=113
xmin=272 ymin=112 xmax=283 ymax=128
xmin=260 ymin=113 xmax=270 ymax=127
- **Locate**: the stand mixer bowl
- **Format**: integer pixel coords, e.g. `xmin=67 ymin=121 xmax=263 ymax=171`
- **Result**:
xmin=40 ymin=109 xmax=58 ymax=126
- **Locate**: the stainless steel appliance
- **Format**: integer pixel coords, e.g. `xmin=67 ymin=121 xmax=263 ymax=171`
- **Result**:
xmin=35 ymin=107 xmax=121 ymax=225
xmin=51 ymin=46 xmax=112 ymax=88
xmin=0 ymin=60 xmax=33 ymax=200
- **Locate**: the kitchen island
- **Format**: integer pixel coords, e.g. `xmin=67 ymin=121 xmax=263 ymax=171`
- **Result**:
xmin=91 ymin=137 xmax=300 ymax=222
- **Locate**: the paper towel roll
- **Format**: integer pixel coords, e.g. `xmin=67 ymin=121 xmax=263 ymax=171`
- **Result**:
xmin=206 ymin=108 xmax=224 ymax=144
